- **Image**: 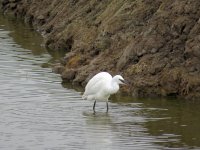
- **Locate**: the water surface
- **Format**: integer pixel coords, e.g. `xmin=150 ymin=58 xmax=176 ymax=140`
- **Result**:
xmin=0 ymin=13 xmax=200 ymax=150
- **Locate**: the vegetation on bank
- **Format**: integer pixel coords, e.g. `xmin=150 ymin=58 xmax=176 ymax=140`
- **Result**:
xmin=2 ymin=0 xmax=200 ymax=99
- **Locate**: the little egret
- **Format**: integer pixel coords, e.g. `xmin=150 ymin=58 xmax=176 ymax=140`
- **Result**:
xmin=82 ymin=72 xmax=125 ymax=112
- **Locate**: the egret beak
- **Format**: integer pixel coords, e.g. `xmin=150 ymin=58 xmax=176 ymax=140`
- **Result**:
xmin=120 ymin=79 xmax=128 ymax=85
xmin=123 ymin=80 xmax=129 ymax=85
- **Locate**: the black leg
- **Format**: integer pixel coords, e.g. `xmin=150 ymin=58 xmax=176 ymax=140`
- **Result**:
xmin=106 ymin=101 xmax=109 ymax=113
xmin=93 ymin=100 xmax=96 ymax=113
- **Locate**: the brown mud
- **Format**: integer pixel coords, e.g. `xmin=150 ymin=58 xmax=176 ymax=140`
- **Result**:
xmin=1 ymin=0 xmax=200 ymax=99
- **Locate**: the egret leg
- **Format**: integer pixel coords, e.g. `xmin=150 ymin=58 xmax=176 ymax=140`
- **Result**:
xmin=93 ymin=100 xmax=96 ymax=113
xmin=106 ymin=101 xmax=109 ymax=113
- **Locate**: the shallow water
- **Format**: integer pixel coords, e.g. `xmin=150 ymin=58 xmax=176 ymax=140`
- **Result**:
xmin=0 ymin=13 xmax=200 ymax=150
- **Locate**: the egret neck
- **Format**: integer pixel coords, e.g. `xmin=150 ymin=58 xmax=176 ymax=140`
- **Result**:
xmin=109 ymin=78 xmax=120 ymax=94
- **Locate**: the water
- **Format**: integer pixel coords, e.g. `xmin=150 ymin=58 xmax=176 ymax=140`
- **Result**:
xmin=0 ymin=13 xmax=200 ymax=150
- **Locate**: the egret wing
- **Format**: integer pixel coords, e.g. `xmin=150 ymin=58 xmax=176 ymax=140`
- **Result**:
xmin=84 ymin=72 xmax=112 ymax=96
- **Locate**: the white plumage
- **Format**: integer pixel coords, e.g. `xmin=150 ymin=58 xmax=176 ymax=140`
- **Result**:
xmin=82 ymin=72 xmax=125 ymax=112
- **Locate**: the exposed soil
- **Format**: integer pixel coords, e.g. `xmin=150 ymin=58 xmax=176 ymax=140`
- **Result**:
xmin=2 ymin=0 xmax=200 ymax=99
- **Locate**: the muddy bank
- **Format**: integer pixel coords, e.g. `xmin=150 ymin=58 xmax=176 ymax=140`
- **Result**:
xmin=2 ymin=0 xmax=200 ymax=99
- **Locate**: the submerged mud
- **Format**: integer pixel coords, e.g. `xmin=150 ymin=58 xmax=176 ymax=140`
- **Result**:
xmin=2 ymin=0 xmax=200 ymax=99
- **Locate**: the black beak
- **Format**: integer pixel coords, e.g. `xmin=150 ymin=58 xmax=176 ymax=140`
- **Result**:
xmin=120 ymin=79 xmax=127 ymax=85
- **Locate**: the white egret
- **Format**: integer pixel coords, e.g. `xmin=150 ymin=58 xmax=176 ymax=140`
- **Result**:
xmin=82 ymin=72 xmax=125 ymax=112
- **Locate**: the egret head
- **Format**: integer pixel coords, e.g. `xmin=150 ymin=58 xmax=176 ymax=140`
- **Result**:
xmin=113 ymin=75 xmax=126 ymax=85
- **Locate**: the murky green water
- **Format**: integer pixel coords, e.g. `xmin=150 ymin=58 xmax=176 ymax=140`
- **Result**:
xmin=0 ymin=13 xmax=200 ymax=150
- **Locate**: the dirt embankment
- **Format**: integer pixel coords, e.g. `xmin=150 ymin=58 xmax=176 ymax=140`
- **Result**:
xmin=2 ymin=0 xmax=200 ymax=99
